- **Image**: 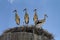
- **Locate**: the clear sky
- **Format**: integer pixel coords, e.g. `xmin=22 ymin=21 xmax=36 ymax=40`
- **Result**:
xmin=0 ymin=0 xmax=60 ymax=40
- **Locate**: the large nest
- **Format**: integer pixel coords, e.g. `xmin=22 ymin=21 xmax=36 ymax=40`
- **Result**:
xmin=2 ymin=25 xmax=54 ymax=40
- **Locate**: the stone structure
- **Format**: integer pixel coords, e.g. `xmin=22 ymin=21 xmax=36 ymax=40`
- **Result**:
xmin=0 ymin=25 xmax=54 ymax=40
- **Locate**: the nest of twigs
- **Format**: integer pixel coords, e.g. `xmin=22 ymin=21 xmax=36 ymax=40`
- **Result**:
xmin=1 ymin=25 xmax=54 ymax=40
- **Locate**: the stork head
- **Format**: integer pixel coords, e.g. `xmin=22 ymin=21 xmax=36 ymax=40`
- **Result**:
xmin=13 ymin=9 xmax=17 ymax=12
xmin=13 ymin=8 xmax=17 ymax=12
xmin=34 ymin=9 xmax=37 ymax=11
xmin=44 ymin=14 xmax=48 ymax=19
xmin=13 ymin=9 xmax=18 ymax=14
xmin=23 ymin=8 xmax=27 ymax=12
xmin=34 ymin=9 xmax=37 ymax=13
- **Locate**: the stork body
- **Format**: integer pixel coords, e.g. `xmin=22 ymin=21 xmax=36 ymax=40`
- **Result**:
xmin=33 ymin=9 xmax=38 ymax=25
xmin=24 ymin=8 xmax=29 ymax=25
xmin=13 ymin=10 xmax=20 ymax=25
xmin=36 ymin=14 xmax=48 ymax=28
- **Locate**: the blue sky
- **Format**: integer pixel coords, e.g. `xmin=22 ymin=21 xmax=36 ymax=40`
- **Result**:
xmin=0 ymin=0 xmax=60 ymax=40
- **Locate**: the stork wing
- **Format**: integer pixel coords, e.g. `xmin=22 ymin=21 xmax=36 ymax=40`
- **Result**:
xmin=24 ymin=13 xmax=29 ymax=24
xmin=36 ymin=19 xmax=45 ymax=25
xmin=33 ymin=13 xmax=38 ymax=24
xmin=15 ymin=13 xmax=20 ymax=25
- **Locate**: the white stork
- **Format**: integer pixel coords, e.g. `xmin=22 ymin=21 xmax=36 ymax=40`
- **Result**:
xmin=13 ymin=10 xmax=20 ymax=25
xmin=36 ymin=14 xmax=48 ymax=28
xmin=24 ymin=8 xmax=29 ymax=25
xmin=33 ymin=9 xmax=38 ymax=25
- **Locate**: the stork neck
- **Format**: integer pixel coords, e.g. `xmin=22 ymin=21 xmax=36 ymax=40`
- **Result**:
xmin=44 ymin=16 xmax=46 ymax=20
xmin=15 ymin=12 xmax=17 ymax=15
xmin=35 ymin=11 xmax=37 ymax=13
xmin=25 ymin=11 xmax=27 ymax=14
